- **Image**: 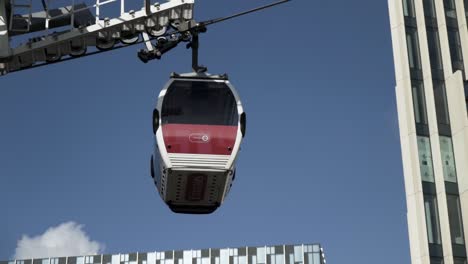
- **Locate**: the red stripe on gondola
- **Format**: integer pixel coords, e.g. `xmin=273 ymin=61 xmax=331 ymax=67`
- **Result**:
xmin=162 ymin=124 xmax=237 ymax=155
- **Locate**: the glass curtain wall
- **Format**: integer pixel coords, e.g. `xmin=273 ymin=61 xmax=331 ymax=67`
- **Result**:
xmin=406 ymin=0 xmax=444 ymax=259
xmin=419 ymin=0 xmax=468 ymax=262
xmin=444 ymin=0 xmax=465 ymax=72
xmin=1 ymin=245 xmax=325 ymax=264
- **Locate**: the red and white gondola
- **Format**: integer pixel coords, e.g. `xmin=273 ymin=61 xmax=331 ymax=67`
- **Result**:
xmin=150 ymin=72 xmax=246 ymax=214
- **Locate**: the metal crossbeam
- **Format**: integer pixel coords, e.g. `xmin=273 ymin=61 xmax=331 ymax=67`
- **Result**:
xmin=0 ymin=0 xmax=291 ymax=76
xmin=0 ymin=0 xmax=194 ymax=75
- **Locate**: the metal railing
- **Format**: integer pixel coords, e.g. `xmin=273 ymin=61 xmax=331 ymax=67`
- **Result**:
xmin=45 ymin=0 xmax=124 ymax=29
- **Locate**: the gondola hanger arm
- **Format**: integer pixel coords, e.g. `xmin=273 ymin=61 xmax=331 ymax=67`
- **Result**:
xmin=137 ymin=0 xmax=292 ymax=69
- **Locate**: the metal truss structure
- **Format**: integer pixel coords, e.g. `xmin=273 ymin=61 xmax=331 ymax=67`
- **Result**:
xmin=0 ymin=0 xmax=290 ymax=77
xmin=0 ymin=0 xmax=194 ymax=76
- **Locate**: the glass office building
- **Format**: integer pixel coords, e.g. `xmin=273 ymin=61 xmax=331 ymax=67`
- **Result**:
xmin=389 ymin=0 xmax=468 ymax=263
xmin=0 ymin=244 xmax=326 ymax=264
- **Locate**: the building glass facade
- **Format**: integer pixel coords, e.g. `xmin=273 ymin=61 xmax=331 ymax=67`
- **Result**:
xmin=389 ymin=0 xmax=468 ymax=263
xmin=0 ymin=244 xmax=325 ymax=264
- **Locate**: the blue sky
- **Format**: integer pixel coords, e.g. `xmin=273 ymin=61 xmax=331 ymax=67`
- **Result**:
xmin=0 ymin=0 xmax=407 ymax=263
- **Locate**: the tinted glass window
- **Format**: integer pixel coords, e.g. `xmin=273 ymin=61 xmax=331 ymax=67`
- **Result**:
xmin=412 ymin=82 xmax=428 ymax=125
xmin=463 ymin=0 xmax=468 ymax=18
xmin=444 ymin=0 xmax=457 ymax=18
xmin=406 ymin=29 xmax=422 ymax=70
xmin=448 ymin=29 xmax=464 ymax=69
xmin=162 ymin=80 xmax=238 ymax=126
xmin=424 ymin=195 xmax=442 ymax=244
xmin=403 ymin=0 xmax=416 ymax=17
xmin=424 ymin=0 xmax=437 ymax=18
xmin=465 ymin=0 xmax=468 ymax=18
xmin=433 ymin=81 xmax=451 ymax=125
xmin=447 ymin=195 xmax=465 ymax=244
xmin=427 ymin=29 xmax=443 ymax=70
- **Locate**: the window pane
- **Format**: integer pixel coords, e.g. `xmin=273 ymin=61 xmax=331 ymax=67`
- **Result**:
xmin=465 ymin=0 xmax=468 ymax=17
xmin=424 ymin=195 xmax=442 ymax=244
xmin=430 ymin=257 xmax=444 ymax=264
xmin=454 ymin=258 xmax=467 ymax=264
xmin=294 ymin=246 xmax=303 ymax=262
xmin=440 ymin=136 xmax=457 ymax=182
xmin=403 ymin=0 xmax=416 ymax=17
xmin=148 ymin=253 xmax=157 ymax=264
xmin=162 ymin=81 xmax=238 ymax=126
xmin=312 ymin=254 xmax=320 ymax=264
xmin=447 ymin=195 xmax=465 ymax=244
xmin=220 ymin=249 xmax=229 ymax=264
xmin=257 ymin=248 xmax=265 ymax=264
xmin=448 ymin=29 xmax=464 ymax=68
xmin=412 ymin=82 xmax=428 ymax=124
xmin=427 ymin=29 xmax=443 ymax=70
xmin=424 ymin=0 xmax=437 ymax=17
xmin=417 ymin=136 xmax=435 ymax=182
xmin=112 ymin=255 xmax=120 ymax=264
xmin=444 ymin=0 xmax=458 ymax=18
xmin=184 ymin=251 xmax=192 ymax=264
xmin=406 ymin=30 xmax=422 ymax=70
xmin=275 ymin=255 xmax=283 ymax=264
xmin=433 ymin=82 xmax=451 ymax=125
xmin=238 ymin=257 xmax=246 ymax=264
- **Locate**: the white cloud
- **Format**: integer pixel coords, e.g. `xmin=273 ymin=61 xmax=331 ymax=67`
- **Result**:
xmin=14 ymin=222 xmax=104 ymax=259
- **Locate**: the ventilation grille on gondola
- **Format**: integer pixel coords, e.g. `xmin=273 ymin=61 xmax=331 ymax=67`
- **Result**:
xmin=168 ymin=154 xmax=230 ymax=170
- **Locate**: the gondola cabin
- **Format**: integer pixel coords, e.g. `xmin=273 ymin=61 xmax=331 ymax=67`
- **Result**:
xmin=151 ymin=72 xmax=246 ymax=214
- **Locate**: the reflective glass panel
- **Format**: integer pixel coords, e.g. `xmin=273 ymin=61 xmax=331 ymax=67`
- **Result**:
xmin=427 ymin=29 xmax=443 ymax=70
xmin=311 ymin=246 xmax=319 ymax=253
xmin=257 ymin=248 xmax=265 ymax=264
xmin=312 ymin=254 xmax=320 ymax=264
xmin=444 ymin=0 xmax=458 ymax=18
xmin=294 ymin=246 xmax=303 ymax=263
xmin=183 ymin=251 xmax=192 ymax=264
xmin=417 ymin=136 xmax=435 ymax=182
xmin=220 ymin=249 xmax=229 ymax=264
xmin=447 ymin=195 xmax=465 ymax=244
xmin=440 ymin=136 xmax=457 ymax=182
xmin=430 ymin=258 xmax=444 ymax=264
xmin=147 ymin=253 xmax=156 ymax=264
xmin=113 ymin=255 xmax=120 ymax=264
xmin=93 ymin=256 xmax=101 ymax=264
xmin=275 ymin=256 xmax=282 ymax=264
xmin=403 ymin=0 xmax=416 ymax=17
xmin=406 ymin=29 xmax=422 ymax=70
xmin=448 ymin=29 xmax=464 ymax=67
xmin=103 ymin=255 xmax=112 ymax=264
xmin=424 ymin=195 xmax=442 ymax=244
xmin=138 ymin=253 xmax=147 ymax=264
xmin=465 ymin=0 xmax=468 ymax=18
xmin=424 ymin=0 xmax=437 ymax=17
xmin=454 ymin=258 xmax=467 ymax=264
xmin=412 ymin=82 xmax=428 ymax=125
xmin=433 ymin=82 xmax=450 ymax=126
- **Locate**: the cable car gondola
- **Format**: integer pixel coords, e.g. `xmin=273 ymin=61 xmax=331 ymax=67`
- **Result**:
xmin=151 ymin=72 xmax=246 ymax=214
xmin=145 ymin=1 xmax=290 ymax=213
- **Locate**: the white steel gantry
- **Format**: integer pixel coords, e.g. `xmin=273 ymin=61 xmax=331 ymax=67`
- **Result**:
xmin=0 ymin=0 xmax=194 ymax=76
